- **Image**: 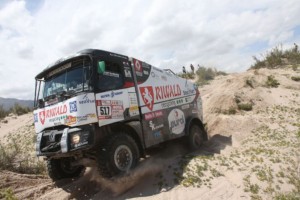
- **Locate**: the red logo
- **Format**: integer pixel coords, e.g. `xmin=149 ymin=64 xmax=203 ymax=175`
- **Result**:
xmin=139 ymin=86 xmax=154 ymax=111
xmin=134 ymin=59 xmax=143 ymax=73
xmin=39 ymin=111 xmax=45 ymax=125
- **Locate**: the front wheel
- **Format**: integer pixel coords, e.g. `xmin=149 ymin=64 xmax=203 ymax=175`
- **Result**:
xmin=47 ymin=157 xmax=85 ymax=181
xmin=188 ymin=124 xmax=205 ymax=151
xmin=97 ymin=133 xmax=140 ymax=178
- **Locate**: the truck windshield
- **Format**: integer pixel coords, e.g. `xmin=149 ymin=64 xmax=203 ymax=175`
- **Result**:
xmin=43 ymin=60 xmax=92 ymax=99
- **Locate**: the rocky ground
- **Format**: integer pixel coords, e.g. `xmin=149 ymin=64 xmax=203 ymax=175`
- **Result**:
xmin=0 ymin=67 xmax=299 ymax=200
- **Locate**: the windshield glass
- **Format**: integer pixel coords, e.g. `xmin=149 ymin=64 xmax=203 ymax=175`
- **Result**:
xmin=43 ymin=59 xmax=92 ymax=99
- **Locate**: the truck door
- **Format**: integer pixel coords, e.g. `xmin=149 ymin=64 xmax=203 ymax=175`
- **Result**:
xmin=130 ymin=58 xmax=166 ymax=148
xmin=94 ymin=54 xmax=140 ymax=127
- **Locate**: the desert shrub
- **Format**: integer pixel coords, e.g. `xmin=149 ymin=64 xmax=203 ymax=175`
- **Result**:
xmin=178 ymin=72 xmax=195 ymax=79
xmin=10 ymin=103 xmax=31 ymax=116
xmin=245 ymin=79 xmax=255 ymax=88
xmin=291 ymin=76 xmax=300 ymax=82
xmin=292 ymin=65 xmax=298 ymax=71
xmin=265 ymin=75 xmax=280 ymax=88
xmin=250 ymin=43 xmax=300 ymax=69
xmin=0 ymin=104 xmax=9 ymax=119
xmin=0 ymin=188 xmax=17 ymax=200
xmin=196 ymin=66 xmax=227 ymax=85
xmin=224 ymin=107 xmax=237 ymax=115
xmin=0 ymin=127 xmax=46 ymax=175
xmin=238 ymin=103 xmax=253 ymax=111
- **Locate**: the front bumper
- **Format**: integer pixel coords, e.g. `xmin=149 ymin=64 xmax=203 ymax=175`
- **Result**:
xmin=36 ymin=126 xmax=94 ymax=156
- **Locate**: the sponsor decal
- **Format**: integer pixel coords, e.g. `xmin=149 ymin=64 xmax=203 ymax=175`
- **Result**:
xmin=79 ymin=94 xmax=95 ymax=104
xmin=185 ymin=96 xmax=193 ymax=103
xmin=100 ymin=91 xmax=123 ymax=98
xmin=129 ymin=105 xmax=139 ymax=117
xmin=149 ymin=121 xmax=164 ymax=131
xmin=97 ymin=100 xmax=124 ymax=120
xmin=161 ymin=100 xmax=176 ymax=109
xmin=144 ymin=110 xmax=163 ymax=120
xmin=143 ymin=70 xmax=149 ymax=75
xmin=155 ymin=84 xmax=181 ymax=101
xmin=103 ymin=71 xmax=120 ymax=77
xmin=39 ymin=111 xmax=45 ymax=125
xmin=49 ymin=115 xmax=67 ymax=123
xmin=65 ymin=115 xmax=77 ymax=125
xmin=181 ymin=104 xmax=190 ymax=110
xmin=183 ymin=89 xmax=196 ymax=96
xmin=161 ymin=98 xmax=186 ymax=109
xmin=140 ymin=84 xmax=181 ymax=111
xmin=168 ymin=109 xmax=185 ymax=134
xmin=134 ymin=59 xmax=143 ymax=76
xmin=77 ymin=113 xmax=97 ymax=123
xmin=124 ymin=67 xmax=132 ymax=77
xmin=39 ymin=104 xmax=68 ymax=125
xmin=153 ymin=131 xmax=162 ymax=138
xmin=34 ymin=113 xmax=38 ymax=123
xmin=111 ymin=91 xmax=123 ymax=98
xmin=140 ymin=86 xmax=154 ymax=111
xmin=69 ymin=101 xmax=77 ymax=113
xmin=101 ymin=94 xmax=110 ymax=98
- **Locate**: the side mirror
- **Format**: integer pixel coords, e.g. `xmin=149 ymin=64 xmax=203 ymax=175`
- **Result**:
xmin=97 ymin=61 xmax=106 ymax=74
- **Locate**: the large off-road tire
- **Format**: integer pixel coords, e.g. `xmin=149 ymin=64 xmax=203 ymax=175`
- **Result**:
xmin=97 ymin=133 xmax=140 ymax=178
xmin=47 ymin=157 xmax=85 ymax=181
xmin=188 ymin=124 xmax=205 ymax=151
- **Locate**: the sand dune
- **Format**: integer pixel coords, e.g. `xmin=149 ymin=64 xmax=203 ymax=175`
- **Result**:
xmin=0 ymin=67 xmax=299 ymax=199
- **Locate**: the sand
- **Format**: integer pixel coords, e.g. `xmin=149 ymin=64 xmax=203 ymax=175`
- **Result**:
xmin=0 ymin=67 xmax=299 ymax=199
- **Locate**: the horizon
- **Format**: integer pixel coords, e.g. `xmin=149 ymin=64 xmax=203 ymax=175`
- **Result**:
xmin=0 ymin=0 xmax=300 ymax=99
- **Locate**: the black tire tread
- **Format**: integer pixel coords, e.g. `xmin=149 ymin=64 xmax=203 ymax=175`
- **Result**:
xmin=97 ymin=133 xmax=140 ymax=178
xmin=47 ymin=158 xmax=85 ymax=181
xmin=188 ymin=124 xmax=204 ymax=151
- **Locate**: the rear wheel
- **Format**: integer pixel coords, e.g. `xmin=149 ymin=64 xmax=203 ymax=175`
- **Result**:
xmin=188 ymin=124 xmax=205 ymax=151
xmin=97 ymin=133 xmax=140 ymax=178
xmin=47 ymin=157 xmax=85 ymax=181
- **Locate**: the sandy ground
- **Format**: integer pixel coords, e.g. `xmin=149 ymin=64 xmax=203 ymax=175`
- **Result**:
xmin=0 ymin=113 xmax=33 ymax=141
xmin=0 ymin=67 xmax=299 ymax=199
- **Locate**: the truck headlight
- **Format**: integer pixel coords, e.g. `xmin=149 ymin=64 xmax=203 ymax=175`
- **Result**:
xmin=70 ymin=131 xmax=90 ymax=149
xmin=71 ymin=133 xmax=80 ymax=144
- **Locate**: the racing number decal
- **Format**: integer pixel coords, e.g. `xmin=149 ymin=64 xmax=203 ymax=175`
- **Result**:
xmin=99 ymin=106 xmax=111 ymax=116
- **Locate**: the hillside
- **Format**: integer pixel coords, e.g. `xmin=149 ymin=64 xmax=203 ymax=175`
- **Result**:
xmin=0 ymin=67 xmax=299 ymax=199
xmin=0 ymin=97 xmax=34 ymax=110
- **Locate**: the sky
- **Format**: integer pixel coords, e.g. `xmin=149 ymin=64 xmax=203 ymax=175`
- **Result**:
xmin=0 ymin=0 xmax=300 ymax=100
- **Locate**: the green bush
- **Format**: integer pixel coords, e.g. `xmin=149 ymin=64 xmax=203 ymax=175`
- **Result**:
xmin=0 ymin=188 xmax=17 ymax=200
xmin=238 ymin=103 xmax=253 ymax=111
xmin=250 ymin=44 xmax=300 ymax=69
xmin=265 ymin=75 xmax=280 ymax=88
xmin=225 ymin=107 xmax=237 ymax=115
xmin=0 ymin=105 xmax=9 ymax=119
xmin=291 ymin=76 xmax=300 ymax=82
xmin=0 ymin=128 xmax=46 ymax=175
xmin=178 ymin=72 xmax=195 ymax=79
xmin=196 ymin=66 xmax=227 ymax=85
xmin=10 ymin=103 xmax=31 ymax=116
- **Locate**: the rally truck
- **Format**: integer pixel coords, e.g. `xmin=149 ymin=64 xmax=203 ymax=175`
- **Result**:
xmin=33 ymin=49 xmax=207 ymax=181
